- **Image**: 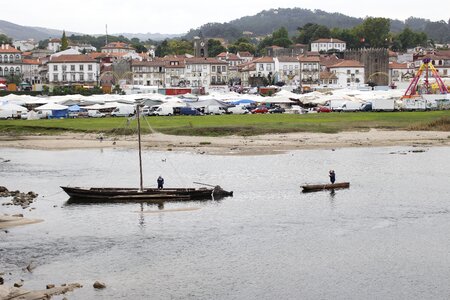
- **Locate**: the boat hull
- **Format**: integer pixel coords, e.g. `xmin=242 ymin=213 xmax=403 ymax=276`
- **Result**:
xmin=61 ymin=186 xmax=233 ymax=203
xmin=301 ymin=182 xmax=350 ymax=192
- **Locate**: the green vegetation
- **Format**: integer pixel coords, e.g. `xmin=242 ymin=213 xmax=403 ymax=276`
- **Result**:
xmin=2 ymin=111 xmax=450 ymax=137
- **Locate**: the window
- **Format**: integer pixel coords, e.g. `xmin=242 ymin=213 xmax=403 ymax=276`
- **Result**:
xmin=62 ymin=65 xmax=67 ymax=71
xmin=222 ymin=66 xmax=226 ymax=72
xmin=212 ymin=66 xmax=216 ymax=72
xmin=79 ymin=65 xmax=84 ymax=71
xmin=283 ymin=65 xmax=287 ymax=70
xmin=259 ymin=64 xmax=264 ymax=71
xmin=62 ymin=74 xmax=67 ymax=81
xmin=347 ymin=70 xmax=351 ymax=74
xmin=203 ymin=65 xmax=207 ymax=69
xmin=267 ymin=64 xmax=272 ymax=71
xmin=212 ymin=76 xmax=216 ymax=82
xmin=71 ymin=74 xmax=76 ymax=81
xmin=53 ymin=65 xmax=58 ymax=71
xmin=80 ymin=74 xmax=84 ymax=81
xmin=71 ymin=65 xmax=75 ymax=71
xmin=53 ymin=74 xmax=58 ymax=81
xmin=355 ymin=70 xmax=359 ymax=74
xmin=88 ymin=64 xmax=92 ymax=71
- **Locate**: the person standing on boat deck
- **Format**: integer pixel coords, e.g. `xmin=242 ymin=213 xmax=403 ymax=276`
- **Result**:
xmin=329 ymin=170 xmax=336 ymax=184
xmin=157 ymin=176 xmax=164 ymax=189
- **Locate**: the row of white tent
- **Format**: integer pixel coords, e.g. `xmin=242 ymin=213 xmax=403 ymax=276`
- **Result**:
xmin=1 ymin=88 xmax=408 ymax=117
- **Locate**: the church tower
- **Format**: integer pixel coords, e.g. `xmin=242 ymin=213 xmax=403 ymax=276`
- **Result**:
xmin=193 ymin=36 xmax=208 ymax=58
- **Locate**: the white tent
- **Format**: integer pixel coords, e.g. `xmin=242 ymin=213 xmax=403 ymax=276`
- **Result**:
xmin=35 ymin=103 xmax=69 ymax=110
xmin=0 ymin=103 xmax=28 ymax=113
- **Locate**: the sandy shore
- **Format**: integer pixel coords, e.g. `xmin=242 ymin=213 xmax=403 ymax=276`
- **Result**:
xmin=0 ymin=215 xmax=43 ymax=229
xmin=0 ymin=130 xmax=450 ymax=155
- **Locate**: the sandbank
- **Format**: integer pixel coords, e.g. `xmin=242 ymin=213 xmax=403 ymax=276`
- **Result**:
xmin=0 ymin=129 xmax=449 ymax=155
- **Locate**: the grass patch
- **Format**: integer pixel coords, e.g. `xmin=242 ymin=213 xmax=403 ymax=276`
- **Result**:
xmin=409 ymin=117 xmax=450 ymax=131
xmin=2 ymin=111 xmax=450 ymax=137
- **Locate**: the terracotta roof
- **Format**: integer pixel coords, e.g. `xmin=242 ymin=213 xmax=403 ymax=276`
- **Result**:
xmin=88 ymin=52 xmax=108 ymax=59
xmin=320 ymin=55 xmax=341 ymax=67
xmin=253 ymin=56 xmax=274 ymax=63
xmin=277 ymin=56 xmax=299 ymax=63
xmin=299 ymin=56 xmax=321 ymax=62
xmin=132 ymin=60 xmax=165 ymax=67
xmin=0 ymin=45 xmax=21 ymax=53
xmin=389 ymin=62 xmax=411 ymax=69
xmin=320 ymin=71 xmax=338 ymax=80
xmin=329 ymin=60 xmax=364 ymax=68
xmin=22 ymin=59 xmax=40 ymax=65
xmin=49 ymin=54 xmax=97 ymax=63
xmin=49 ymin=38 xmax=61 ymax=43
xmin=312 ymin=38 xmax=345 ymax=44
xmin=185 ymin=57 xmax=227 ymax=64
xmin=237 ymin=51 xmax=253 ymax=57
xmin=101 ymin=42 xmax=134 ymax=50
xmin=216 ymin=52 xmax=227 ymax=58
xmin=388 ymin=50 xmax=398 ymax=57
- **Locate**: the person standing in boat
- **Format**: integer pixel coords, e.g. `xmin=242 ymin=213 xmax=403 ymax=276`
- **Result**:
xmin=157 ymin=176 xmax=164 ymax=189
xmin=329 ymin=170 xmax=336 ymax=184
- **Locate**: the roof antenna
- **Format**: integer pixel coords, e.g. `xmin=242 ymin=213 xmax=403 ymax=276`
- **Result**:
xmin=105 ymin=24 xmax=108 ymax=46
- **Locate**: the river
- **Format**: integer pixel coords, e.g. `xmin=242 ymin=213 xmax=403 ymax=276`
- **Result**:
xmin=1 ymin=146 xmax=450 ymax=299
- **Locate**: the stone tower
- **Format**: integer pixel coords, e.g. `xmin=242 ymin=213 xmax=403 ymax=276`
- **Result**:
xmin=344 ymin=48 xmax=389 ymax=86
xmin=193 ymin=36 xmax=208 ymax=58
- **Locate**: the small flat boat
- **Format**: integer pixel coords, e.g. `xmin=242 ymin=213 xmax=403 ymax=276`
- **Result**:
xmin=301 ymin=182 xmax=350 ymax=193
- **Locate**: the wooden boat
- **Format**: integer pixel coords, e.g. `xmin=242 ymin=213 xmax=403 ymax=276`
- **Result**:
xmin=301 ymin=182 xmax=350 ymax=193
xmin=61 ymin=186 xmax=233 ymax=202
xmin=61 ymin=105 xmax=233 ymax=202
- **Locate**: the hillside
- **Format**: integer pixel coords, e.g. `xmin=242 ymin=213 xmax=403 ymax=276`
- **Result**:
xmin=184 ymin=8 xmax=450 ymax=43
xmin=0 ymin=20 xmax=79 ymax=41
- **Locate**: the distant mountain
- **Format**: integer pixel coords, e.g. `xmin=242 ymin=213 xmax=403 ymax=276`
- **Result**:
xmin=184 ymin=8 xmax=450 ymax=43
xmin=111 ymin=32 xmax=183 ymax=41
xmin=0 ymin=20 xmax=79 ymax=41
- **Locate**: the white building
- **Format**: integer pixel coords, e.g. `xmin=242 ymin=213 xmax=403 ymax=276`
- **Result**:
xmin=311 ymin=38 xmax=346 ymax=53
xmin=22 ymin=59 xmax=41 ymax=84
xmin=162 ymin=56 xmax=186 ymax=87
xmin=253 ymin=56 xmax=275 ymax=79
xmin=299 ymin=56 xmax=321 ymax=86
xmin=13 ymin=39 xmax=38 ymax=52
xmin=47 ymin=54 xmax=100 ymax=85
xmin=275 ymin=56 xmax=300 ymax=85
xmin=101 ymin=42 xmax=136 ymax=54
xmin=329 ymin=60 xmax=365 ymax=87
xmin=237 ymin=51 xmax=254 ymax=63
xmin=131 ymin=60 xmax=165 ymax=86
xmin=0 ymin=44 xmax=22 ymax=78
xmin=185 ymin=57 xmax=228 ymax=88
xmin=48 ymin=38 xmax=61 ymax=53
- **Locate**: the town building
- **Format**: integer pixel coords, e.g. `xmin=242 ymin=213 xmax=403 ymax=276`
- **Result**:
xmin=311 ymin=38 xmax=346 ymax=53
xmin=299 ymin=56 xmax=321 ymax=87
xmin=0 ymin=44 xmax=22 ymax=78
xmin=344 ymin=48 xmax=389 ymax=86
xmin=101 ymin=42 xmax=136 ymax=54
xmin=275 ymin=56 xmax=300 ymax=85
xmin=185 ymin=57 xmax=228 ymax=89
xmin=329 ymin=60 xmax=365 ymax=88
xmin=162 ymin=56 xmax=186 ymax=87
xmin=237 ymin=51 xmax=254 ymax=63
xmin=388 ymin=61 xmax=415 ymax=88
xmin=47 ymin=54 xmax=100 ymax=86
xmin=131 ymin=60 xmax=165 ymax=86
xmin=48 ymin=38 xmax=61 ymax=53
xmin=13 ymin=39 xmax=38 ymax=52
xmin=22 ymin=58 xmax=42 ymax=84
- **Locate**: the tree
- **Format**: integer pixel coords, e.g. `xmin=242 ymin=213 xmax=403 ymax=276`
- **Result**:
xmin=0 ymin=34 xmax=12 ymax=45
xmin=354 ymin=17 xmax=390 ymax=48
xmin=61 ymin=30 xmax=69 ymax=51
xmin=295 ymin=23 xmax=331 ymax=45
xmin=207 ymin=39 xmax=226 ymax=57
xmin=272 ymin=27 xmax=292 ymax=48
xmin=132 ymin=44 xmax=148 ymax=53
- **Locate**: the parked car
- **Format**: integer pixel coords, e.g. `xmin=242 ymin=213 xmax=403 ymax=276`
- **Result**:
xmin=315 ymin=106 xmax=332 ymax=113
xmin=205 ymin=105 xmax=226 ymax=115
xmin=180 ymin=107 xmax=202 ymax=116
xmin=227 ymin=106 xmax=249 ymax=114
xmin=111 ymin=105 xmax=135 ymax=117
xmin=269 ymin=107 xmax=285 ymax=114
xmin=88 ymin=110 xmax=106 ymax=118
xmin=68 ymin=112 xmax=79 ymax=118
xmin=251 ymin=106 xmax=269 ymax=114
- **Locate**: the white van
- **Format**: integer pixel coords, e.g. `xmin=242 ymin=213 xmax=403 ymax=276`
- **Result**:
xmin=340 ymin=101 xmax=362 ymax=112
xmin=111 ymin=105 xmax=135 ymax=117
xmin=88 ymin=110 xmax=106 ymax=118
xmin=154 ymin=106 xmax=175 ymax=116
xmin=205 ymin=105 xmax=226 ymax=115
xmin=227 ymin=106 xmax=249 ymax=114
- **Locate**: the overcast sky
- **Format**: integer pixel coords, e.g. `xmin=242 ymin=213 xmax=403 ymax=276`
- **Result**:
xmin=4 ymin=0 xmax=450 ymax=34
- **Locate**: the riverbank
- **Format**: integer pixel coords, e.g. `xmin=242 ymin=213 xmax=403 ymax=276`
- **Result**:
xmin=0 ymin=214 xmax=43 ymax=229
xmin=0 ymin=129 xmax=449 ymax=155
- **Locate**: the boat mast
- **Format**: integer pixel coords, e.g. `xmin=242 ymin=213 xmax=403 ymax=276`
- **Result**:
xmin=136 ymin=104 xmax=144 ymax=192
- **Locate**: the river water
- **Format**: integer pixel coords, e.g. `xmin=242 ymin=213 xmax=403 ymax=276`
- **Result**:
xmin=1 ymin=146 xmax=450 ymax=299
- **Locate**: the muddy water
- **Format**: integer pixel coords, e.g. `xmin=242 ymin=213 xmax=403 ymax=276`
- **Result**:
xmin=1 ymin=146 xmax=450 ymax=299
